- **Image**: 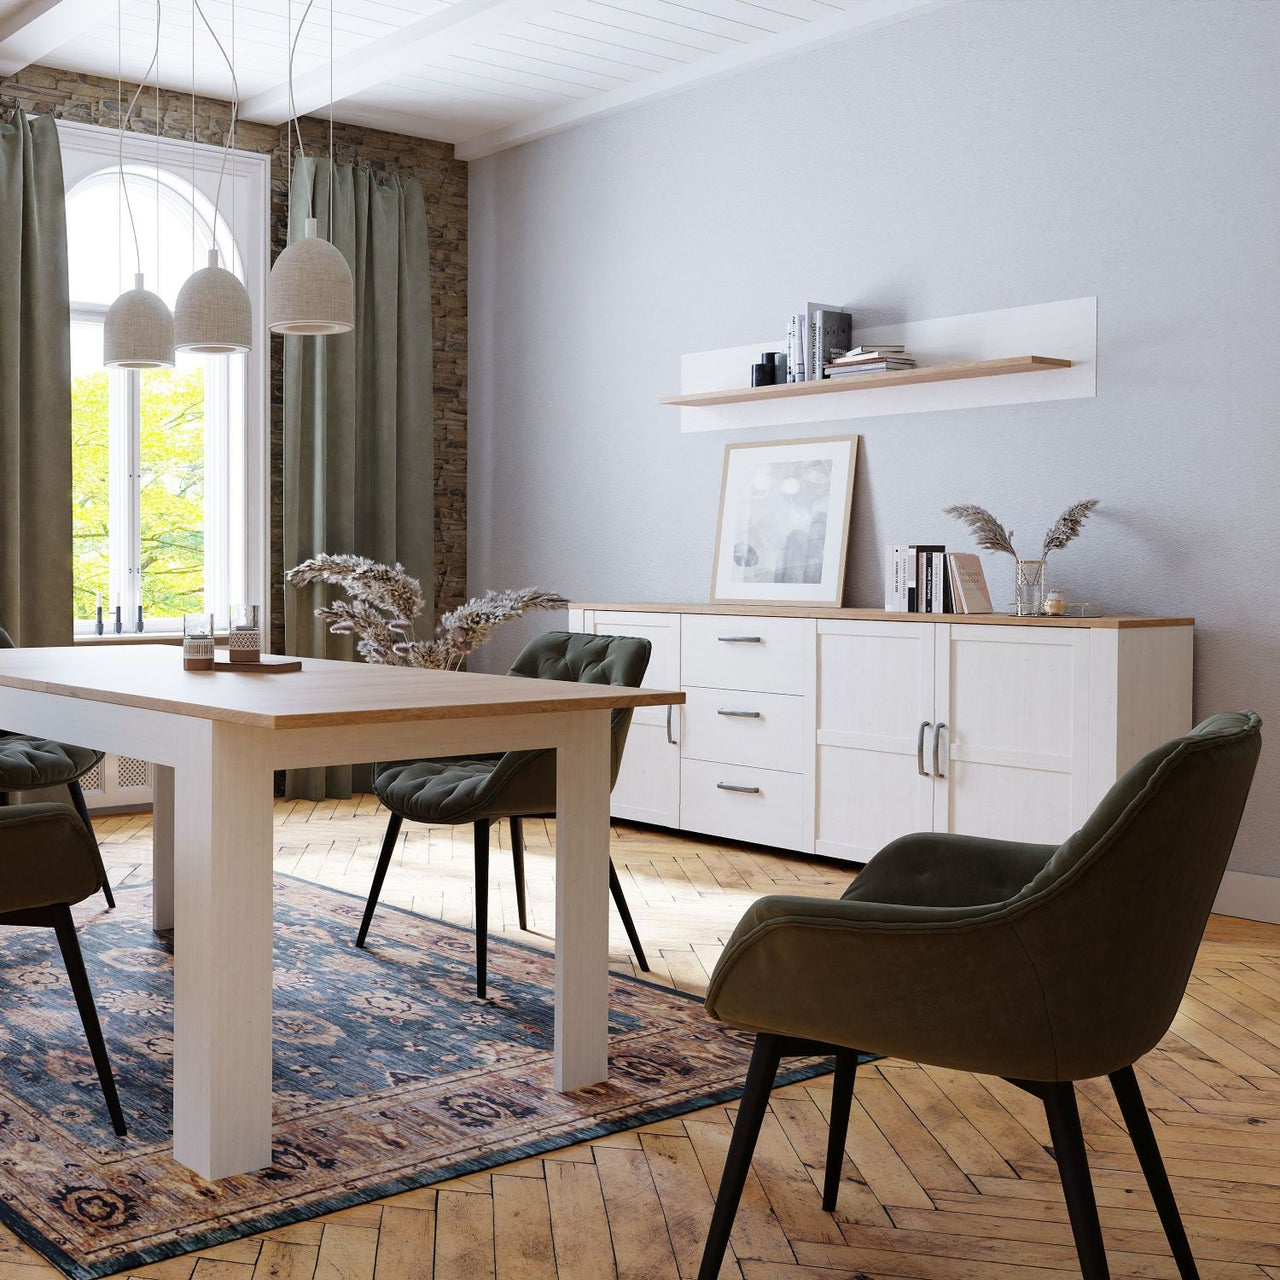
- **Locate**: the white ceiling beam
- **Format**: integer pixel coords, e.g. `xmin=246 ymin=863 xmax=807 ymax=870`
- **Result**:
xmin=0 ymin=0 xmax=118 ymax=75
xmin=238 ymin=0 xmax=569 ymax=126
xmin=455 ymin=0 xmax=959 ymax=161
xmin=327 ymin=99 xmax=495 ymax=148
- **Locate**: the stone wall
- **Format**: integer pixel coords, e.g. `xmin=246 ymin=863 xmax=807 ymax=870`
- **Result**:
xmin=0 ymin=64 xmax=467 ymax=650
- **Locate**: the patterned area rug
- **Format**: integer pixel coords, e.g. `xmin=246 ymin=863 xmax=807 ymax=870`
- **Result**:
xmin=0 ymin=876 xmax=830 ymax=1279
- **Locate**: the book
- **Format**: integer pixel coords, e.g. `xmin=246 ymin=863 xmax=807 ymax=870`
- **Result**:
xmin=805 ymin=302 xmax=850 ymax=381
xmin=812 ymin=307 xmax=853 ymax=381
xmin=840 ymin=344 xmax=905 ymax=356
xmin=947 ymin=552 xmax=993 ymax=614
xmin=884 ymin=545 xmax=902 ymax=611
xmin=789 ymin=312 xmax=807 ymax=382
xmin=829 ymin=349 xmax=913 ymax=365
xmin=911 ymin=544 xmax=945 ymax=613
xmin=931 ymin=550 xmax=953 ymax=613
xmin=826 ymin=361 xmax=917 ymax=376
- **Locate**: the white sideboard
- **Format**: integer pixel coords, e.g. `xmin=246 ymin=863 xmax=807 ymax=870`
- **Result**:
xmin=569 ymin=603 xmax=1194 ymax=862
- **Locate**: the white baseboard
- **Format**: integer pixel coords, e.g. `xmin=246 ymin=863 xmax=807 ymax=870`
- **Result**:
xmin=1214 ymin=870 xmax=1280 ymax=925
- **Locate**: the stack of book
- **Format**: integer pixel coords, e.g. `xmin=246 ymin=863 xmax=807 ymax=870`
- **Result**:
xmin=787 ymin=304 xmax=853 ymax=382
xmin=825 ymin=345 xmax=917 ymax=378
xmin=884 ymin=545 xmax=993 ymax=614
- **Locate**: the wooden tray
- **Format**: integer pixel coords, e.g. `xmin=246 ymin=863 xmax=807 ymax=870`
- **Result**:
xmin=210 ymin=653 xmax=303 ymax=674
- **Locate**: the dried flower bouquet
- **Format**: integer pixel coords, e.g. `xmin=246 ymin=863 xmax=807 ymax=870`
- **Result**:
xmin=286 ymin=553 xmax=567 ymax=669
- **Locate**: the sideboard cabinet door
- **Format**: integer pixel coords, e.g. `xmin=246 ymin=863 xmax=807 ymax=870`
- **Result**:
xmin=934 ymin=624 xmax=1091 ymax=845
xmin=588 ymin=610 xmax=681 ymax=828
xmin=814 ymin=620 xmax=937 ymax=862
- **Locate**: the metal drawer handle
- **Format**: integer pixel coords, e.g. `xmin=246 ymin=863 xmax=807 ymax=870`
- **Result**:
xmin=717 ymin=708 xmax=762 ymax=718
xmin=717 ymin=782 xmax=761 ymax=794
xmin=717 ymin=635 xmax=762 ymax=643
xmin=933 ymin=722 xmax=947 ymax=778
xmin=917 ymin=721 xmax=932 ymax=776
xmin=666 ymin=704 xmax=676 ymax=745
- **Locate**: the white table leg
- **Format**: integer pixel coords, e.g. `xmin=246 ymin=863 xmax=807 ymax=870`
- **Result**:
xmin=152 ymin=763 xmax=174 ymax=931
xmin=554 ymin=708 xmax=612 ymax=1092
xmin=172 ymin=720 xmax=274 ymax=1179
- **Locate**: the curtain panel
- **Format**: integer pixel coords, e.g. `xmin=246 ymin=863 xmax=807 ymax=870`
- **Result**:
xmin=283 ymin=158 xmax=435 ymax=800
xmin=0 ymin=111 xmax=72 ymax=647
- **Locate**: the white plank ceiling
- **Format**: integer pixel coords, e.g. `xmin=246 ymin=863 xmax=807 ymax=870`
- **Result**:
xmin=0 ymin=0 xmax=954 ymax=157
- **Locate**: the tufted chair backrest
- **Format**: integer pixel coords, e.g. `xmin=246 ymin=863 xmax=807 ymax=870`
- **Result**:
xmin=506 ymin=631 xmax=652 ymax=786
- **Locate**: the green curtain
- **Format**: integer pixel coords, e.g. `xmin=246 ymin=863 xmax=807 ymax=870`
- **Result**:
xmin=0 ymin=111 xmax=72 ymax=647
xmin=284 ymin=157 xmax=435 ymax=800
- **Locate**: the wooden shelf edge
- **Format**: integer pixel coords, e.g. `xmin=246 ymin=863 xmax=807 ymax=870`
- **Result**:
xmin=571 ymin=602 xmax=1194 ymax=630
xmin=661 ymin=355 xmax=1073 ymax=408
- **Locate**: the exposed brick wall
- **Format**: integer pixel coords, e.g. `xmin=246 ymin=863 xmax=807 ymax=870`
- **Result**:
xmin=0 ymin=64 xmax=467 ymax=652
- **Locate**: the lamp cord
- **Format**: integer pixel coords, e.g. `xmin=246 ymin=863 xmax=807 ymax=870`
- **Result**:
xmin=118 ymin=0 xmax=162 ymax=278
xmin=193 ymin=0 xmax=239 ymax=256
xmin=287 ymin=0 xmax=317 ymax=222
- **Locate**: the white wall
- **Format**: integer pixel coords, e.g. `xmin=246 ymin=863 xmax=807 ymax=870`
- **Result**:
xmin=468 ymin=0 xmax=1280 ymax=879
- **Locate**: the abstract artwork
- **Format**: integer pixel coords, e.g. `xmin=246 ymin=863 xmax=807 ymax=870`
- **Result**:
xmin=711 ymin=435 xmax=858 ymax=605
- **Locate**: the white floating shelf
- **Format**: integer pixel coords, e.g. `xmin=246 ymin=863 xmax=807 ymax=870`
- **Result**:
xmin=670 ymin=297 xmax=1098 ymax=432
xmin=662 ymin=355 xmax=1072 ymax=408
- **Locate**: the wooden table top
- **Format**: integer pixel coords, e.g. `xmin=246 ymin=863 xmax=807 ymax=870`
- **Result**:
xmin=0 ymin=646 xmax=683 ymax=730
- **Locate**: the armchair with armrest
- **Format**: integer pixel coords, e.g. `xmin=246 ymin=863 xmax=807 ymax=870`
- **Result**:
xmin=698 ymin=711 xmax=1262 ymax=1280
xmin=0 ymin=802 xmax=126 ymax=1135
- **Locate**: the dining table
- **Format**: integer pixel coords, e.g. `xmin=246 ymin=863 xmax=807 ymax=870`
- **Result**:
xmin=0 ymin=644 xmax=683 ymax=1180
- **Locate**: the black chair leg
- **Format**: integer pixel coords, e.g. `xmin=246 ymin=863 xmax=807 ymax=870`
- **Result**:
xmin=1110 ymin=1066 xmax=1199 ymax=1279
xmin=608 ymin=860 xmax=649 ymax=971
xmin=51 ymin=906 xmax=126 ymax=1137
xmin=822 ymin=1049 xmax=859 ymax=1212
xmin=356 ymin=812 xmax=404 ymax=948
xmin=1043 ymin=1082 xmax=1110 ymax=1280
xmin=67 ymin=781 xmax=114 ymax=910
xmin=474 ymin=820 xmax=490 ymax=998
xmin=697 ymin=1033 xmax=783 ymax=1280
xmin=509 ymin=817 xmax=529 ymax=931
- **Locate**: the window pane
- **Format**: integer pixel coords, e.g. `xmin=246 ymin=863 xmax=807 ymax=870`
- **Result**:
xmin=140 ymin=357 xmax=205 ymax=620
xmin=71 ymin=320 xmax=111 ymax=621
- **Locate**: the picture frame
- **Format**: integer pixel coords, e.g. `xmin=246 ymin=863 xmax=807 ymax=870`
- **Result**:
xmin=710 ymin=434 xmax=859 ymax=606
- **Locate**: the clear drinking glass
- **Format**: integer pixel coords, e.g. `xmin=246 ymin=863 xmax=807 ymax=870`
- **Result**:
xmin=183 ymin=612 xmax=215 ymax=671
xmin=228 ymin=603 xmax=262 ymax=664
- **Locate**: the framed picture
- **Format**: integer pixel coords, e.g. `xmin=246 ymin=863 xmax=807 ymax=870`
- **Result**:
xmin=711 ymin=435 xmax=859 ymax=606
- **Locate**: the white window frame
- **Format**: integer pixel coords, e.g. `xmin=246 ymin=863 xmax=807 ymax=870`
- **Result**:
xmin=58 ymin=119 xmax=271 ymax=637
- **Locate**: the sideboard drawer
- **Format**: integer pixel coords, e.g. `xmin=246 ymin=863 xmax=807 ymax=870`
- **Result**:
xmin=679 ymin=758 xmax=805 ymax=851
xmin=681 ymin=686 xmax=807 ymax=773
xmin=682 ymin=614 xmax=812 ymax=694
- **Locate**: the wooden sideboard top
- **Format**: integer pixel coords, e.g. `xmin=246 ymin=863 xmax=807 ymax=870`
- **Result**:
xmin=570 ymin=603 xmax=1194 ymax=630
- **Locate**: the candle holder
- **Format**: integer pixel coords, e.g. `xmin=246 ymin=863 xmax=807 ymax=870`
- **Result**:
xmin=228 ymin=604 xmax=262 ymax=664
xmin=183 ymin=613 xmax=215 ymax=671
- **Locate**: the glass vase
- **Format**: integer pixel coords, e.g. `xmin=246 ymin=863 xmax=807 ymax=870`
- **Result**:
xmin=1014 ymin=560 xmax=1046 ymax=616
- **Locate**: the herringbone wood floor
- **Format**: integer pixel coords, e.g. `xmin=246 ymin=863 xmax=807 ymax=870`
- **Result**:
xmin=7 ymin=798 xmax=1280 ymax=1280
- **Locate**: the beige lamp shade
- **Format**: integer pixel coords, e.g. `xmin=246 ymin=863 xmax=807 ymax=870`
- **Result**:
xmin=104 ymin=273 xmax=175 ymax=369
xmin=267 ymin=217 xmax=354 ymax=335
xmin=175 ymin=249 xmax=252 ymax=354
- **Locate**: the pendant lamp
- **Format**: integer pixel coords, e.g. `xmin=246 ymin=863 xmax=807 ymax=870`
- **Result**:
xmin=267 ymin=217 xmax=353 ymax=335
xmin=105 ymin=273 xmax=175 ymax=368
xmin=175 ymin=0 xmax=253 ymax=354
xmin=175 ymin=248 xmax=252 ymax=352
xmin=104 ymin=0 xmax=174 ymax=370
xmin=267 ymin=0 xmax=353 ymax=336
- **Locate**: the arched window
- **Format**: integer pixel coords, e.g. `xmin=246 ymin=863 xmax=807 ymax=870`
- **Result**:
xmin=65 ymin=143 xmax=262 ymax=633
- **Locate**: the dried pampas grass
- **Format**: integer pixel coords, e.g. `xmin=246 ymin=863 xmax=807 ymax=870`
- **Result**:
xmin=944 ymin=500 xmax=1100 ymax=563
xmin=286 ymin=554 xmax=566 ymax=669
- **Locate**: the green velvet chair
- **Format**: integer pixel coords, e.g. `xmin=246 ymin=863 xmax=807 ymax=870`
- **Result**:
xmin=697 ymin=711 xmax=1262 ymax=1280
xmin=0 ymin=627 xmax=114 ymax=909
xmin=0 ymin=802 xmax=126 ymax=1135
xmin=357 ymin=631 xmax=652 ymax=997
